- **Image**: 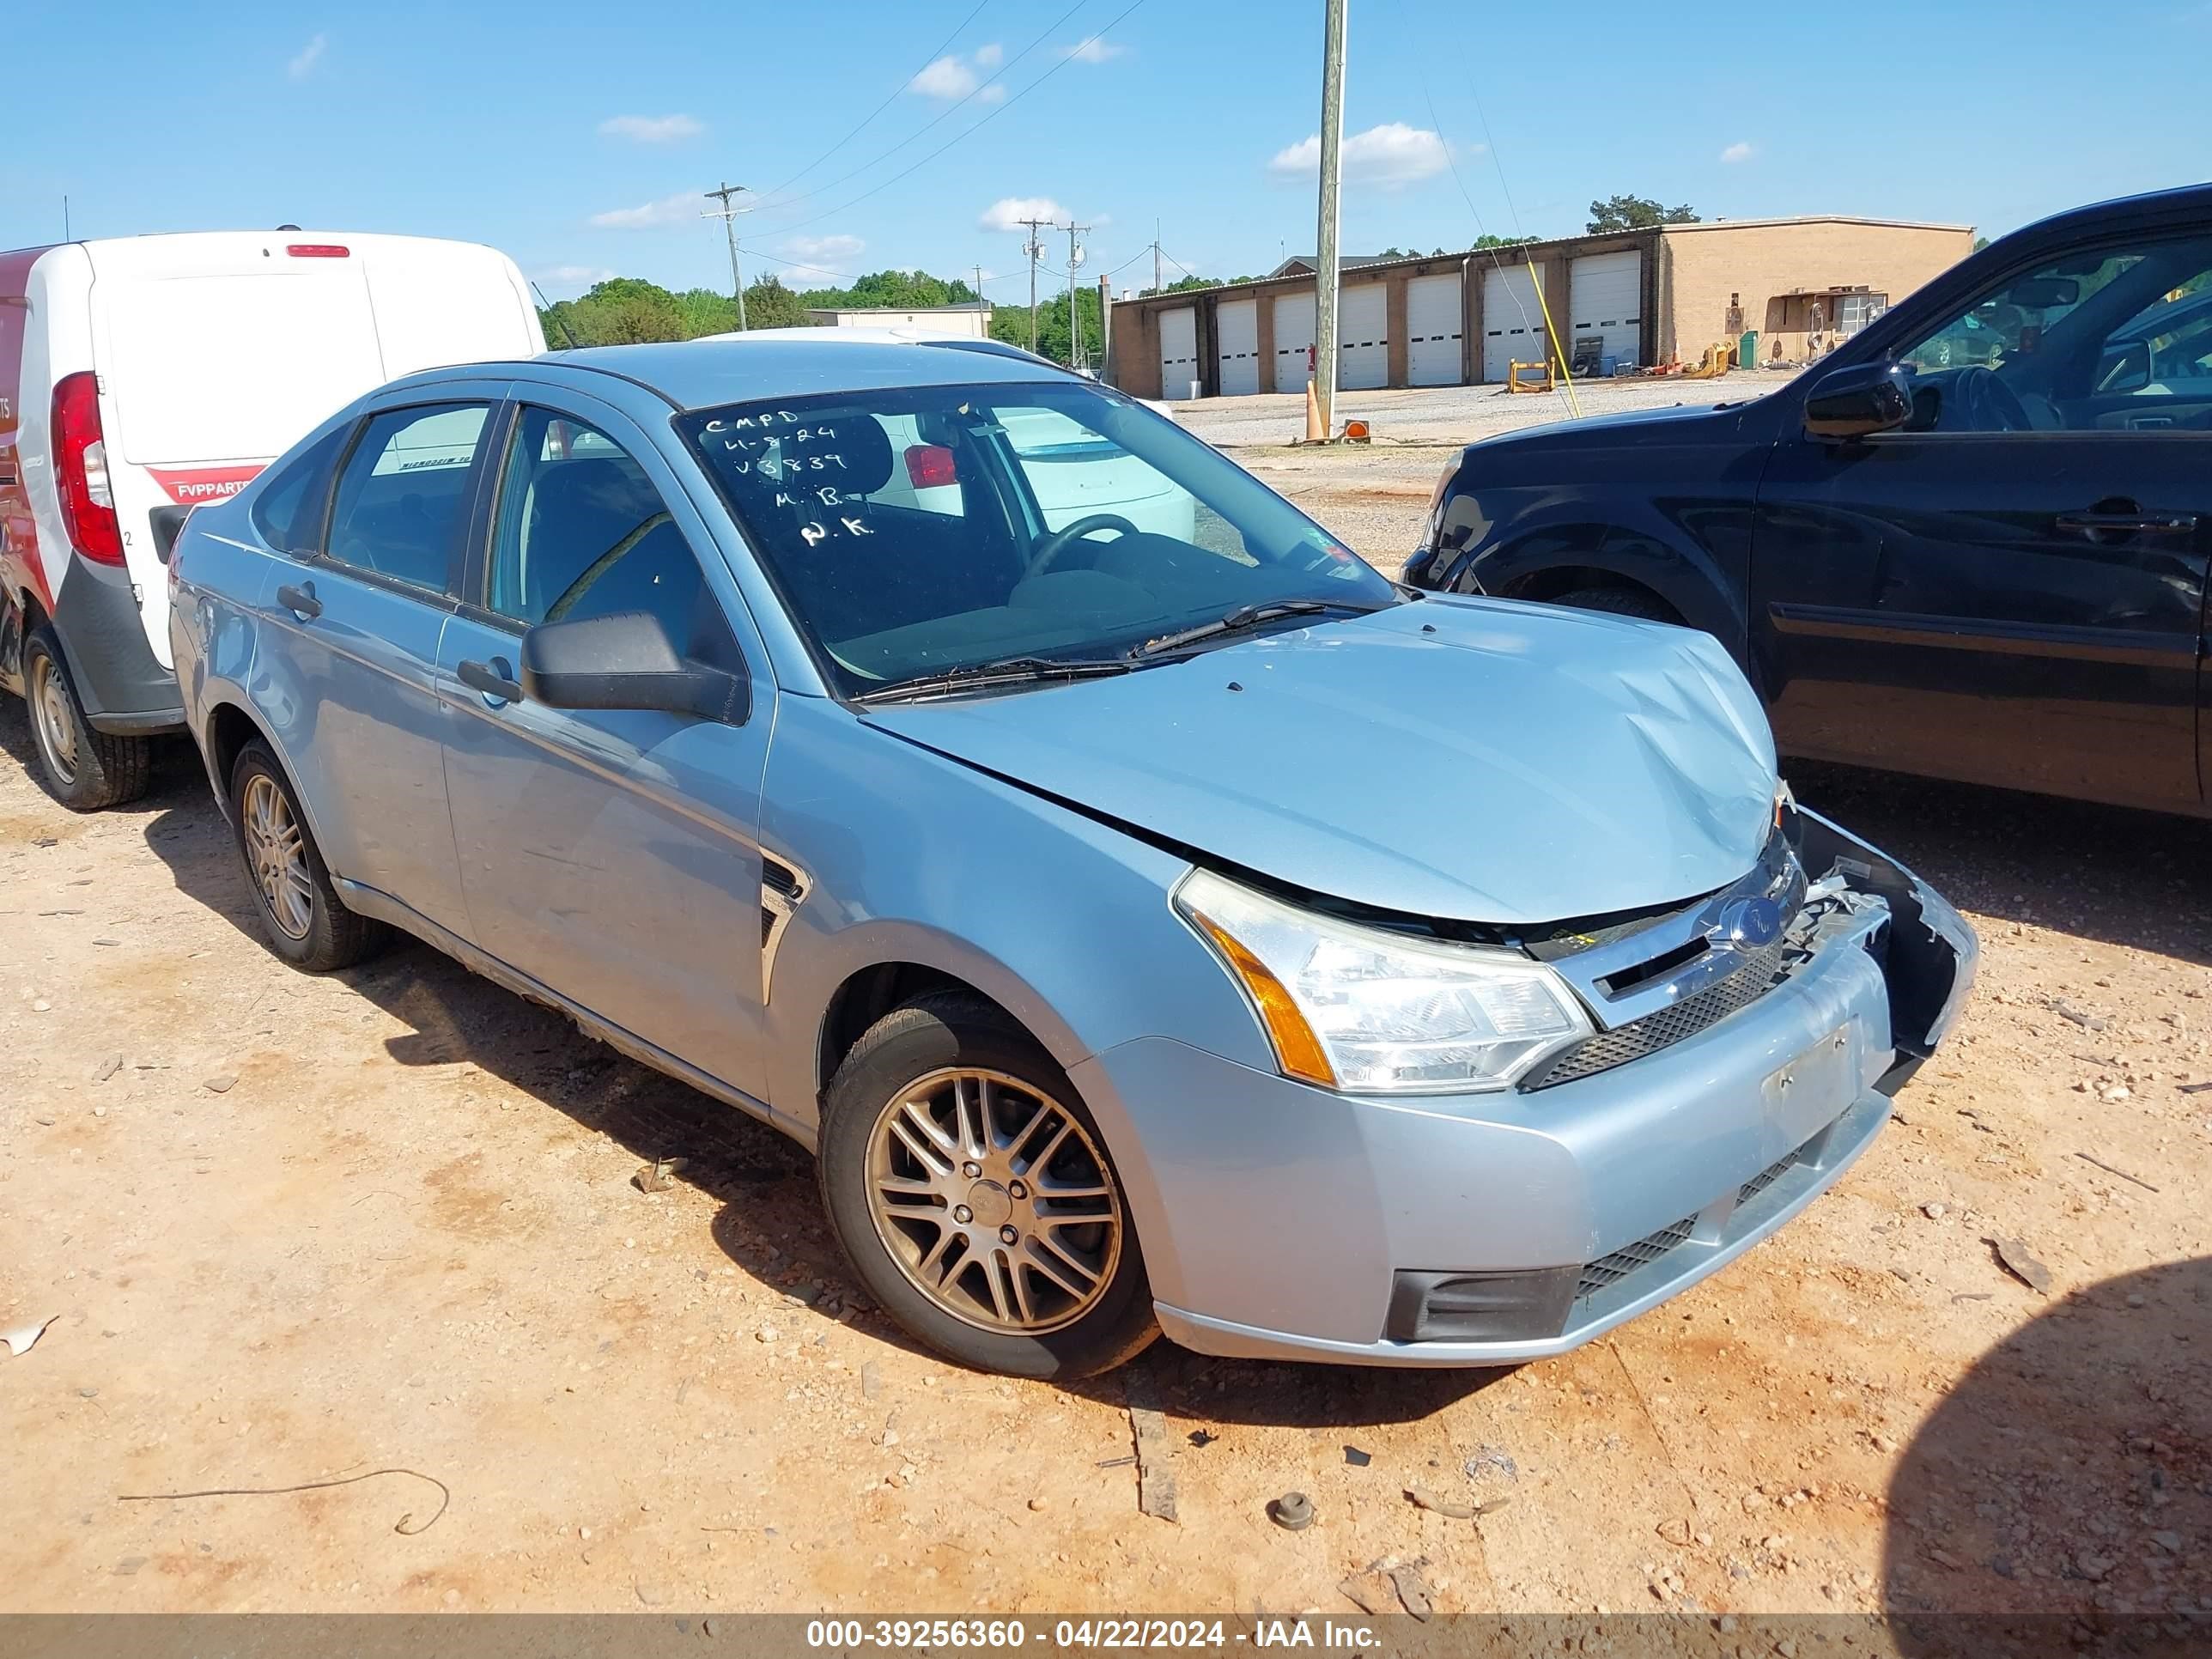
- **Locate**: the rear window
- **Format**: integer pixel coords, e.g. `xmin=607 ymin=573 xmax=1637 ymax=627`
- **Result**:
xmin=103 ymin=269 xmax=382 ymax=465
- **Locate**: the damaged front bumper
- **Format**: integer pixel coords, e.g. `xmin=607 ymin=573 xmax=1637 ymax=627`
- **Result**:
xmin=1073 ymin=804 xmax=1978 ymax=1367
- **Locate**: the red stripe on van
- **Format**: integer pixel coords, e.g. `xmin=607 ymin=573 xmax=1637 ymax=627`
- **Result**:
xmin=147 ymin=465 xmax=265 ymax=505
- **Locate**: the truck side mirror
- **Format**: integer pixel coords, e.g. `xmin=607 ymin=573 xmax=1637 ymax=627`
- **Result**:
xmin=1804 ymin=361 xmax=1914 ymax=441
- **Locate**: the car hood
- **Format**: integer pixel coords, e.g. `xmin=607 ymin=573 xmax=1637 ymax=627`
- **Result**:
xmin=1469 ymin=398 xmax=1741 ymax=453
xmin=859 ymin=597 xmax=1778 ymax=927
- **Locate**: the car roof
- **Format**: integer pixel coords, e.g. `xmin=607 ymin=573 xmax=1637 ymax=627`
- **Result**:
xmin=2008 ymin=182 xmax=2212 ymax=245
xmin=410 ymin=336 xmax=1081 ymax=412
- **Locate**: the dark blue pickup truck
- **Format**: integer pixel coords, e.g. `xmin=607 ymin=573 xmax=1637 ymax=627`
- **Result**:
xmin=1405 ymin=185 xmax=2212 ymax=818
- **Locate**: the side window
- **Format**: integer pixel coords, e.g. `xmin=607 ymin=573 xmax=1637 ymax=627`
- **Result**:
xmin=325 ymin=404 xmax=490 ymax=592
xmin=488 ymin=407 xmax=738 ymax=665
xmin=249 ymin=423 xmax=350 ymax=555
xmin=1893 ymin=234 xmax=2212 ymax=432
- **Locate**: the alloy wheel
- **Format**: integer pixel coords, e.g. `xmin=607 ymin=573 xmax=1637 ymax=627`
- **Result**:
xmin=865 ymin=1067 xmax=1124 ymax=1334
xmin=242 ymin=774 xmax=314 ymax=941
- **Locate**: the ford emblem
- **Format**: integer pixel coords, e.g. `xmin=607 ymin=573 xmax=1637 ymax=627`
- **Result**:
xmin=1717 ymin=896 xmax=1784 ymax=949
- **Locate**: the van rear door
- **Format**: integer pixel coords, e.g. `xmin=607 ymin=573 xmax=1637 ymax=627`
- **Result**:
xmin=88 ymin=237 xmax=384 ymax=666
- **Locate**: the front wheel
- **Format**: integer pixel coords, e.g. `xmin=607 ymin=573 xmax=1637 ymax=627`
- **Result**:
xmin=22 ymin=626 xmax=152 ymax=811
xmin=817 ymin=993 xmax=1158 ymax=1378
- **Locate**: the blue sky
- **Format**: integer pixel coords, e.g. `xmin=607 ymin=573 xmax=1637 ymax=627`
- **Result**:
xmin=7 ymin=1 xmax=2205 ymax=302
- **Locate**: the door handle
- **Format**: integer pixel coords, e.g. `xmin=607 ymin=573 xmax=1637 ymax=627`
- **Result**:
xmin=2055 ymin=510 xmax=2197 ymax=538
xmin=458 ymin=657 xmax=522 ymax=703
xmin=276 ymin=581 xmax=321 ymax=619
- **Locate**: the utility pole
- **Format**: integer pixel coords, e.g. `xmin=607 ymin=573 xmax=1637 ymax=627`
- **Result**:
xmin=1018 ymin=217 xmax=1051 ymax=356
xmin=1098 ymin=274 xmax=1113 ymax=383
xmin=975 ymin=264 xmax=988 ymax=331
xmin=703 ymin=182 xmax=750 ymax=331
xmin=1153 ymin=218 xmax=1162 ymax=296
xmin=1312 ymin=0 xmax=1348 ymax=437
xmin=1064 ymin=222 xmax=1091 ymax=372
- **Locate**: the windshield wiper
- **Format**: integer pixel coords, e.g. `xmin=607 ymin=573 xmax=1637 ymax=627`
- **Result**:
xmin=1134 ymin=598 xmax=1384 ymax=659
xmin=854 ymin=655 xmax=1135 ymax=705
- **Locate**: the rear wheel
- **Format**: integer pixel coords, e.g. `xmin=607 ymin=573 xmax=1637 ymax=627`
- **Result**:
xmin=227 ymin=741 xmax=386 ymax=972
xmin=22 ymin=625 xmax=151 ymax=811
xmin=817 ymin=993 xmax=1158 ymax=1379
xmin=1552 ymin=584 xmax=1678 ymax=623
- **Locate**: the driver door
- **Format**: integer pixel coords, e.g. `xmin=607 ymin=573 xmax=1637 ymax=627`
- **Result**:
xmin=434 ymin=392 xmax=777 ymax=1098
xmin=1751 ymin=230 xmax=2212 ymax=811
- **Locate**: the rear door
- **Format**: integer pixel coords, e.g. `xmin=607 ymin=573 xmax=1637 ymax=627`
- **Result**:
xmin=254 ymin=390 xmax=505 ymax=934
xmin=1752 ymin=230 xmax=2212 ymax=812
xmin=436 ymin=392 xmax=775 ymax=1096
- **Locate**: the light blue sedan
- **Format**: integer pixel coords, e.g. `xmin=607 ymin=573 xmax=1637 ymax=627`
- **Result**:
xmin=166 ymin=338 xmax=1976 ymax=1377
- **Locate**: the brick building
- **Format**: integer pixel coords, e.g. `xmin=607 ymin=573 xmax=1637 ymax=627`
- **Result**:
xmin=1104 ymin=216 xmax=1972 ymax=399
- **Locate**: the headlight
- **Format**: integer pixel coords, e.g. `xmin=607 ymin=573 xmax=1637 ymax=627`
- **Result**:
xmin=1176 ymin=869 xmax=1593 ymax=1094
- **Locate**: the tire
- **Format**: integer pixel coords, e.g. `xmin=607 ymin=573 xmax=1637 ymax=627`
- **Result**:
xmin=1553 ymin=584 xmax=1679 ymax=623
xmin=21 ymin=626 xmax=152 ymax=811
xmin=817 ymin=992 xmax=1158 ymax=1379
xmin=226 ymin=740 xmax=386 ymax=972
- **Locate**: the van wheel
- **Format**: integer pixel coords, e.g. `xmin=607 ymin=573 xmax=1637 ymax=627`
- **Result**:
xmin=1553 ymin=585 xmax=1679 ymax=624
xmin=227 ymin=741 xmax=386 ymax=972
xmin=22 ymin=626 xmax=152 ymax=811
xmin=817 ymin=993 xmax=1159 ymax=1379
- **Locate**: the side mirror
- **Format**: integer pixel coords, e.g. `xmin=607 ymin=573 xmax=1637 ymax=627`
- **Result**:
xmin=520 ymin=611 xmax=749 ymax=724
xmin=1804 ymin=361 xmax=1915 ymax=441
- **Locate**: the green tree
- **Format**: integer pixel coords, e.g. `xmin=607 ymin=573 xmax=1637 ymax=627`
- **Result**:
xmin=674 ymin=287 xmax=738 ymax=337
xmin=1473 ymin=234 xmax=1539 ymax=250
xmin=739 ymin=276 xmax=811 ymax=331
xmin=1586 ymin=195 xmax=1699 ymax=233
xmin=988 ymin=287 xmax=1103 ymax=368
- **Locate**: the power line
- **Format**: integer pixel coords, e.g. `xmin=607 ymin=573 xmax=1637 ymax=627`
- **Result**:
xmin=753 ymin=0 xmax=994 ymax=205
xmin=762 ymin=0 xmax=1089 ymax=220
xmin=769 ymin=0 xmax=1149 ymax=240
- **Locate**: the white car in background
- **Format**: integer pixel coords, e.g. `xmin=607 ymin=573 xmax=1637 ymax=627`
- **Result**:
xmin=0 ymin=230 xmax=544 ymax=808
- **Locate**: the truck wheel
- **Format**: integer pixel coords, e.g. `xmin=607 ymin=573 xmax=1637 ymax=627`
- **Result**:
xmin=22 ymin=626 xmax=152 ymax=811
xmin=1553 ymin=585 xmax=1679 ymax=623
xmin=817 ymin=992 xmax=1159 ymax=1379
xmin=227 ymin=741 xmax=386 ymax=972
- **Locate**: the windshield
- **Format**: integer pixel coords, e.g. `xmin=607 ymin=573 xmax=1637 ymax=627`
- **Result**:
xmin=678 ymin=381 xmax=1395 ymax=696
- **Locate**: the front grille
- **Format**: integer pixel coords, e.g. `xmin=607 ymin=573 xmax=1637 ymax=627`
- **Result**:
xmin=1577 ymin=1214 xmax=1698 ymax=1300
xmin=1522 ymin=933 xmax=1796 ymax=1091
xmin=1737 ymin=1149 xmax=1802 ymax=1206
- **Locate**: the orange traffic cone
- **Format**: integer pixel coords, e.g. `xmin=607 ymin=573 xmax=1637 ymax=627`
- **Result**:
xmin=1303 ymin=375 xmax=1325 ymax=443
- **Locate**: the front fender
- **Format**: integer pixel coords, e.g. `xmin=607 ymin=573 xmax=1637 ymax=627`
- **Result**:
xmin=755 ymin=696 xmax=1276 ymax=1133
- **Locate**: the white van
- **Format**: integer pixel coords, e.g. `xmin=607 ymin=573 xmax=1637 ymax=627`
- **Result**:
xmin=0 ymin=230 xmax=544 ymax=808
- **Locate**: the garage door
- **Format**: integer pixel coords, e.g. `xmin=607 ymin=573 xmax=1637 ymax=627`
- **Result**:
xmin=1273 ymin=289 xmax=1315 ymax=392
xmin=1406 ymin=272 xmax=1462 ymax=386
xmin=1337 ymin=283 xmax=1388 ymax=390
xmin=1480 ymin=263 xmax=1545 ymax=382
xmin=1216 ymin=298 xmax=1259 ymax=397
xmin=1569 ymin=250 xmax=1642 ymax=370
xmin=1158 ymin=307 xmax=1198 ymax=398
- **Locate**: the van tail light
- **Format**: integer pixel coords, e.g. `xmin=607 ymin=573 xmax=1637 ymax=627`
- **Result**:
xmin=51 ymin=372 xmax=125 ymax=567
xmin=904 ymin=444 xmax=957 ymax=489
xmin=285 ymin=244 xmax=350 ymax=258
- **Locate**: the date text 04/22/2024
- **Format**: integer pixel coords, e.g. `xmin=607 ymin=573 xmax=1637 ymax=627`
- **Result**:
xmin=803 ymin=1618 xmax=1381 ymax=1649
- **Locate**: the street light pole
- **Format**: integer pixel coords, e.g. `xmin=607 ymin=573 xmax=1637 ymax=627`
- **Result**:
xmin=1312 ymin=0 xmax=1348 ymax=438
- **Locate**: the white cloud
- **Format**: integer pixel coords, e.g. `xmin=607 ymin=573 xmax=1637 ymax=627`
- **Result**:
xmin=587 ymin=191 xmax=700 ymax=229
xmin=781 ymin=234 xmax=865 ymax=262
xmin=911 ymin=54 xmax=981 ymax=99
xmin=1064 ymin=34 xmax=1127 ymax=62
xmin=287 ymin=33 xmax=326 ymax=80
xmin=535 ymin=264 xmax=617 ymax=287
xmin=1719 ymin=140 xmax=1756 ymax=163
xmin=979 ymin=196 xmax=1070 ymax=233
xmin=1268 ymin=122 xmax=1451 ymax=191
xmin=911 ymin=46 xmax=1004 ymax=101
xmin=599 ymin=113 xmax=704 ymax=144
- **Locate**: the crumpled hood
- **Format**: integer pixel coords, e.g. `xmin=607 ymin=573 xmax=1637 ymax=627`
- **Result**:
xmin=860 ymin=596 xmax=1778 ymax=927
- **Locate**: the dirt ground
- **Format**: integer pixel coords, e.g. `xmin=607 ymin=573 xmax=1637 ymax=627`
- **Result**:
xmin=3 ymin=465 xmax=2209 ymax=1625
